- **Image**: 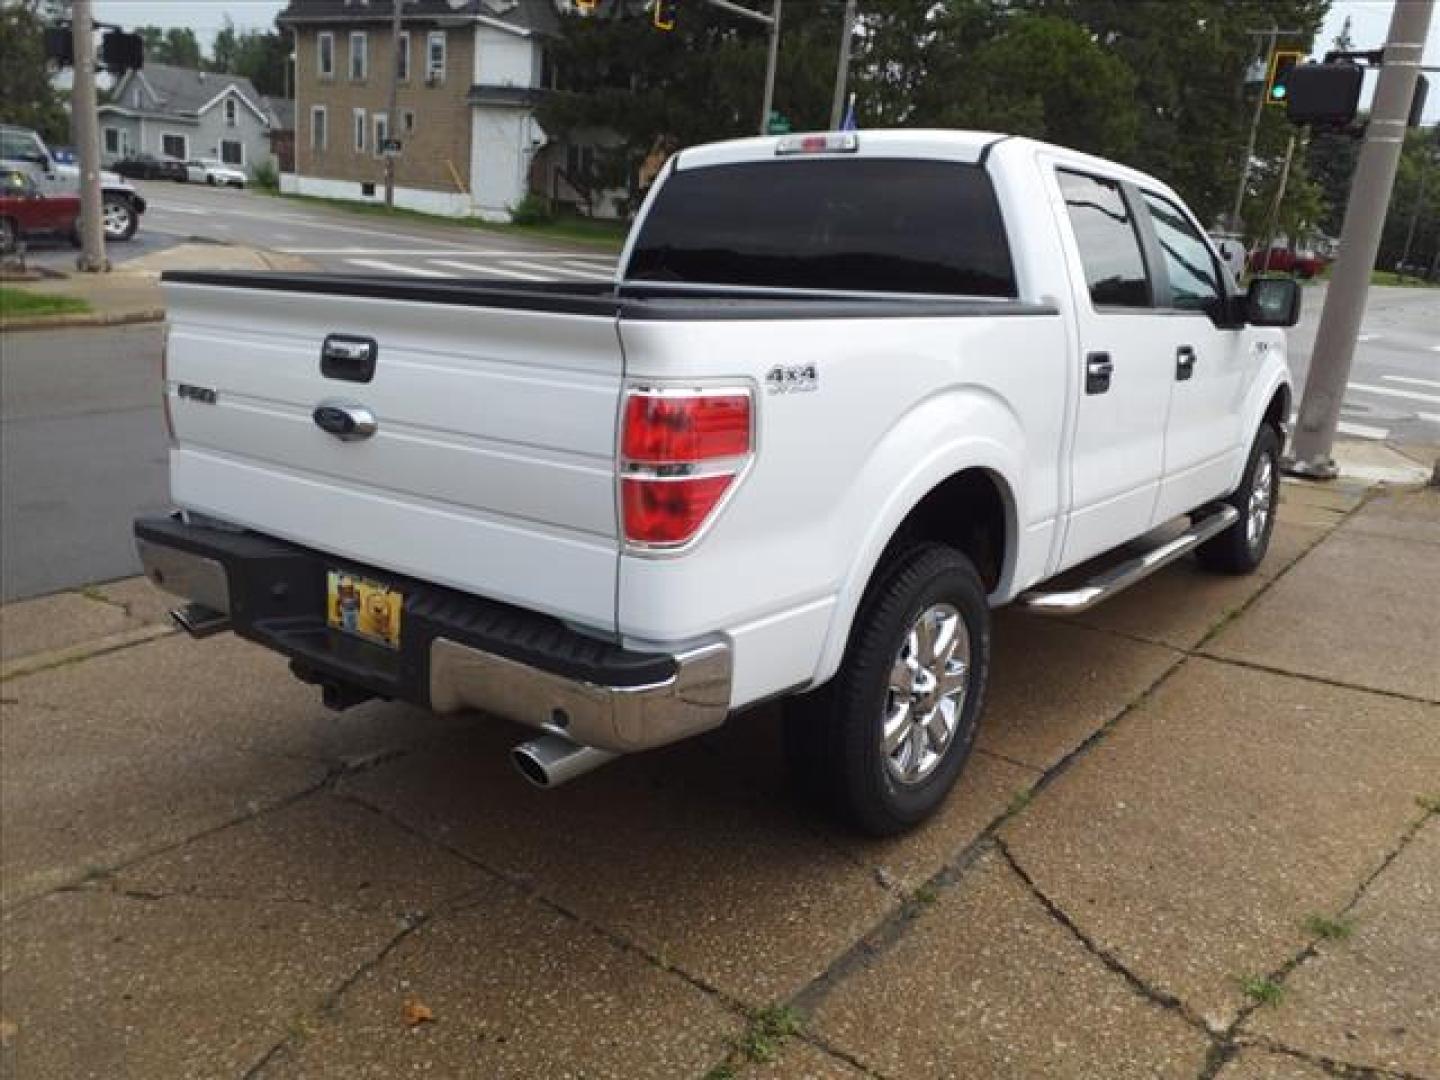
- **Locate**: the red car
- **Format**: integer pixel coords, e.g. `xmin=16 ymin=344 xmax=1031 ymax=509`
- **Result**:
xmin=1246 ymin=245 xmax=1329 ymax=279
xmin=0 ymin=168 xmax=81 ymax=253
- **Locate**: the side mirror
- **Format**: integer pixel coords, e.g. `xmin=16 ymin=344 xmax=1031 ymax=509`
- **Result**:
xmin=1245 ymin=276 xmax=1301 ymax=328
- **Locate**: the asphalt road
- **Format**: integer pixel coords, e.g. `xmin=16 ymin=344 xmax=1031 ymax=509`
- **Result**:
xmin=0 ymin=324 xmax=169 ymax=602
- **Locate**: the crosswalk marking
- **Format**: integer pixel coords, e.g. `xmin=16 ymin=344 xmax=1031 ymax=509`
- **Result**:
xmin=1419 ymin=412 xmax=1440 ymax=426
xmin=428 ymin=259 xmax=550 ymax=281
xmin=563 ymin=259 xmax=617 ymax=275
xmin=1348 ymin=382 xmax=1440 ymax=406
xmin=1383 ymin=375 xmax=1440 ymax=391
xmin=501 ymin=258 xmax=614 ymax=281
xmin=1337 ymin=419 xmax=1390 ymax=440
xmin=345 ymin=258 xmax=453 ymax=277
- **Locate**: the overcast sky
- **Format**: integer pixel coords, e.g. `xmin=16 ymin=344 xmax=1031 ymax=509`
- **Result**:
xmin=92 ymin=0 xmax=1437 ymax=120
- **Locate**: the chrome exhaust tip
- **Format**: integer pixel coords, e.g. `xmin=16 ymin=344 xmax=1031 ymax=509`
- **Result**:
xmin=170 ymin=602 xmax=231 ymax=639
xmin=511 ymin=734 xmax=617 ymax=789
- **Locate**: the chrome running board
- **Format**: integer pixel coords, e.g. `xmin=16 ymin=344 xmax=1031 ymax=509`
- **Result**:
xmin=1020 ymin=504 xmax=1240 ymax=615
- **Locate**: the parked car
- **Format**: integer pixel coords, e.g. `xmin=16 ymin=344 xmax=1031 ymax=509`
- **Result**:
xmin=0 ymin=123 xmax=146 ymax=241
xmin=135 ymin=129 xmax=1300 ymax=835
xmin=1247 ymin=245 xmax=1329 ymax=279
xmin=113 ymin=153 xmax=188 ymax=182
xmin=0 ymin=168 xmax=81 ymax=253
xmin=185 ymin=159 xmax=247 ymax=188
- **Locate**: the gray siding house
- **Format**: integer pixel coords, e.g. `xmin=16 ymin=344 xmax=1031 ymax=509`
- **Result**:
xmin=98 ymin=65 xmax=280 ymax=175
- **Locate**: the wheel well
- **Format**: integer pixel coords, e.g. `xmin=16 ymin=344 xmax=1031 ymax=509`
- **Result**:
xmin=1263 ymin=385 xmax=1291 ymax=439
xmin=888 ymin=469 xmax=1009 ymax=592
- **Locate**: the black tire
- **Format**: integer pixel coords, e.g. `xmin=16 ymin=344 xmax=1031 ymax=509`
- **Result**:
xmin=101 ymin=194 xmax=138 ymax=241
xmin=1196 ymin=424 xmax=1281 ymax=574
xmin=207 ymin=175 xmax=216 ymax=186
xmin=784 ymin=544 xmax=990 ymax=836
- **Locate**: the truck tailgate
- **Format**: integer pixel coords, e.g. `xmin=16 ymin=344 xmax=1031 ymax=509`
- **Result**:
xmin=161 ymin=277 xmax=623 ymax=632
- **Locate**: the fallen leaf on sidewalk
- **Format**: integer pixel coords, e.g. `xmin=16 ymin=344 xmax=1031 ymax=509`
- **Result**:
xmin=402 ymin=999 xmax=435 ymax=1027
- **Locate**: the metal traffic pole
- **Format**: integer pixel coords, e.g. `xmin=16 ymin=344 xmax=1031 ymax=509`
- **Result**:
xmin=70 ymin=0 xmax=107 ymax=272
xmin=759 ymin=0 xmax=782 ymax=135
xmin=1288 ymin=0 xmax=1436 ymax=478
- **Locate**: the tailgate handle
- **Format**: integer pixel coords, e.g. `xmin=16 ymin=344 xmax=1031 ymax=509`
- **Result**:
xmin=313 ymin=400 xmax=377 ymax=441
xmin=321 ymin=335 xmax=377 ymax=383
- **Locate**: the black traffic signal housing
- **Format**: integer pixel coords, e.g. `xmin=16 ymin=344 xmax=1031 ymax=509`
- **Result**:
xmin=100 ymin=30 xmax=145 ymax=75
xmin=1285 ymin=63 xmax=1364 ymax=125
xmin=1410 ymin=74 xmax=1430 ymax=129
xmin=654 ymin=0 xmax=676 ymax=31
xmin=43 ymin=25 xmax=74 ymax=67
xmin=1265 ymin=50 xmax=1304 ymax=106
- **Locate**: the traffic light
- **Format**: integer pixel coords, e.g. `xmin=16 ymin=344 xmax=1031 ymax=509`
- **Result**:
xmin=43 ymin=25 xmax=74 ymax=67
xmin=654 ymin=0 xmax=676 ymax=31
xmin=100 ymin=30 xmax=145 ymax=75
xmin=1285 ymin=63 xmax=1364 ymax=125
xmin=574 ymin=0 xmax=597 ymax=11
xmin=1265 ymin=50 xmax=1304 ymax=107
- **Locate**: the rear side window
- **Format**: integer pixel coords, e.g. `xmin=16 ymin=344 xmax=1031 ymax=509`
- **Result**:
xmin=627 ymin=158 xmax=1017 ymax=298
xmin=1058 ymin=170 xmax=1151 ymax=309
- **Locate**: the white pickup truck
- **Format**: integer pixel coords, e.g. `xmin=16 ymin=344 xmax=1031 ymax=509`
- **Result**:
xmin=135 ymin=130 xmax=1299 ymax=834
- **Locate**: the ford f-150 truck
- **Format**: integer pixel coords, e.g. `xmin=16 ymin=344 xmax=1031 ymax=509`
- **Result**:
xmin=134 ymin=130 xmax=1300 ymax=835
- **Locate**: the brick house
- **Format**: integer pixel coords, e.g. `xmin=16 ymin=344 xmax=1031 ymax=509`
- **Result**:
xmin=279 ymin=0 xmax=574 ymax=221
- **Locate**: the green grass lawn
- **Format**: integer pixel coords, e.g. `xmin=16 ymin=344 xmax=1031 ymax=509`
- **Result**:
xmin=1369 ymin=270 xmax=1439 ymax=288
xmin=0 ymin=287 xmax=92 ymax=321
xmin=267 ymin=192 xmax=629 ymax=250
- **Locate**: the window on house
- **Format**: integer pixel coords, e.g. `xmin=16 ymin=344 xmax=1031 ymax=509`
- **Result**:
xmin=426 ymin=30 xmax=446 ymax=82
xmin=373 ymin=113 xmax=388 ymax=157
xmin=224 ymin=97 xmax=238 ymax=128
xmin=350 ymin=31 xmax=368 ymax=81
xmin=397 ymin=30 xmax=410 ymax=82
xmin=402 ymin=110 xmax=416 ymax=135
xmin=353 ymin=108 xmax=367 ymax=153
xmin=318 ymin=32 xmax=334 ymax=78
xmin=162 ymin=133 xmax=187 ymax=160
xmin=311 ymin=106 xmax=327 ymax=151
xmin=103 ymin=127 xmax=121 ymax=155
xmin=220 ymin=140 xmax=244 ymax=166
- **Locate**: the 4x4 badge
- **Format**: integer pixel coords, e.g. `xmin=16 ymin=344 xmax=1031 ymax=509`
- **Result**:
xmin=765 ymin=363 xmax=818 ymax=394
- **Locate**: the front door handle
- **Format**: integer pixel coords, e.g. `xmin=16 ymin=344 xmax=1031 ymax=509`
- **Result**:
xmin=1176 ymin=345 xmax=1197 ymax=381
xmin=313 ymin=400 xmax=378 ymax=441
xmin=1085 ymin=352 xmax=1114 ymax=395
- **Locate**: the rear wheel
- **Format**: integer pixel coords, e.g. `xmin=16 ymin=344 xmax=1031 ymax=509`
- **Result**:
xmin=784 ymin=544 xmax=990 ymax=836
xmin=1196 ymin=424 xmax=1281 ymax=574
xmin=101 ymin=194 xmax=138 ymax=241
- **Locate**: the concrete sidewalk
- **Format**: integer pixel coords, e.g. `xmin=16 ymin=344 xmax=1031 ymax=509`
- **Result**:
xmin=1 ymin=483 xmax=1436 ymax=1079
xmin=0 ymin=243 xmax=317 ymax=331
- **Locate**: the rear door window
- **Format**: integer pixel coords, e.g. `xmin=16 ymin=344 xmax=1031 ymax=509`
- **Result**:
xmin=627 ymin=158 xmax=1017 ymax=298
xmin=1057 ymin=170 xmax=1152 ymax=309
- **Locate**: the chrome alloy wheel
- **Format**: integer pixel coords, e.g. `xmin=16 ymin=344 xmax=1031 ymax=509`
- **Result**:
xmin=882 ymin=603 xmax=971 ymax=786
xmin=102 ymin=200 xmax=131 ymax=238
xmin=1247 ymin=452 xmax=1275 ymax=549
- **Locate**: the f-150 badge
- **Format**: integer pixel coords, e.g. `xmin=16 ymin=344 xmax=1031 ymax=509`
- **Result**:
xmin=765 ymin=363 xmax=818 ymax=394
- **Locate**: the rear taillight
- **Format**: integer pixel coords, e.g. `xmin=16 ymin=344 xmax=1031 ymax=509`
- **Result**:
xmin=620 ymin=387 xmax=753 ymax=549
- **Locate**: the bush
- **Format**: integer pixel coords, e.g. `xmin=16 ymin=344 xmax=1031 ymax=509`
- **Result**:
xmin=251 ymin=158 xmax=280 ymax=192
xmin=509 ymin=193 xmax=553 ymax=226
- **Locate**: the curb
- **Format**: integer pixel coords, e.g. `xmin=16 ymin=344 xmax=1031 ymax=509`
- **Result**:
xmin=0 ymin=307 xmax=166 ymax=333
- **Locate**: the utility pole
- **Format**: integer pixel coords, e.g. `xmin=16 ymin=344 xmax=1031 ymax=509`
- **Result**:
xmin=384 ymin=0 xmax=405 ymax=209
xmin=759 ymin=0 xmax=781 ymax=135
xmin=1289 ymin=0 xmax=1436 ymax=478
xmin=829 ymin=0 xmax=857 ymax=130
xmin=1230 ymin=26 xmax=1304 ymax=235
xmin=70 ymin=0 xmax=107 ymax=272
xmin=1259 ymin=134 xmax=1298 ymax=274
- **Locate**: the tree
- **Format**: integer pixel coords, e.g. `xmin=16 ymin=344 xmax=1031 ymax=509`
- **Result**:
xmin=0 ymin=0 xmax=69 ymax=143
xmin=211 ymin=17 xmax=239 ymax=74
xmin=135 ymin=25 xmax=203 ymax=68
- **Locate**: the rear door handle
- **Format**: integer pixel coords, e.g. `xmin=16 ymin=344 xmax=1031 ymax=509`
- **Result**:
xmin=1176 ymin=345 xmax=1197 ymax=381
xmin=1085 ymin=352 xmax=1114 ymax=395
xmin=321 ymin=334 xmax=377 ymax=383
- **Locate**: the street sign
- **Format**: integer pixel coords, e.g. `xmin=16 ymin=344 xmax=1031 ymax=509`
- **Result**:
xmin=766 ymin=111 xmax=791 ymax=135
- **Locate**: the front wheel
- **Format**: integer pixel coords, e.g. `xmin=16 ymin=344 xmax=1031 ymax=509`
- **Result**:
xmin=1196 ymin=424 xmax=1281 ymax=574
xmin=785 ymin=544 xmax=990 ymax=836
xmin=101 ymin=194 xmax=138 ymax=241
